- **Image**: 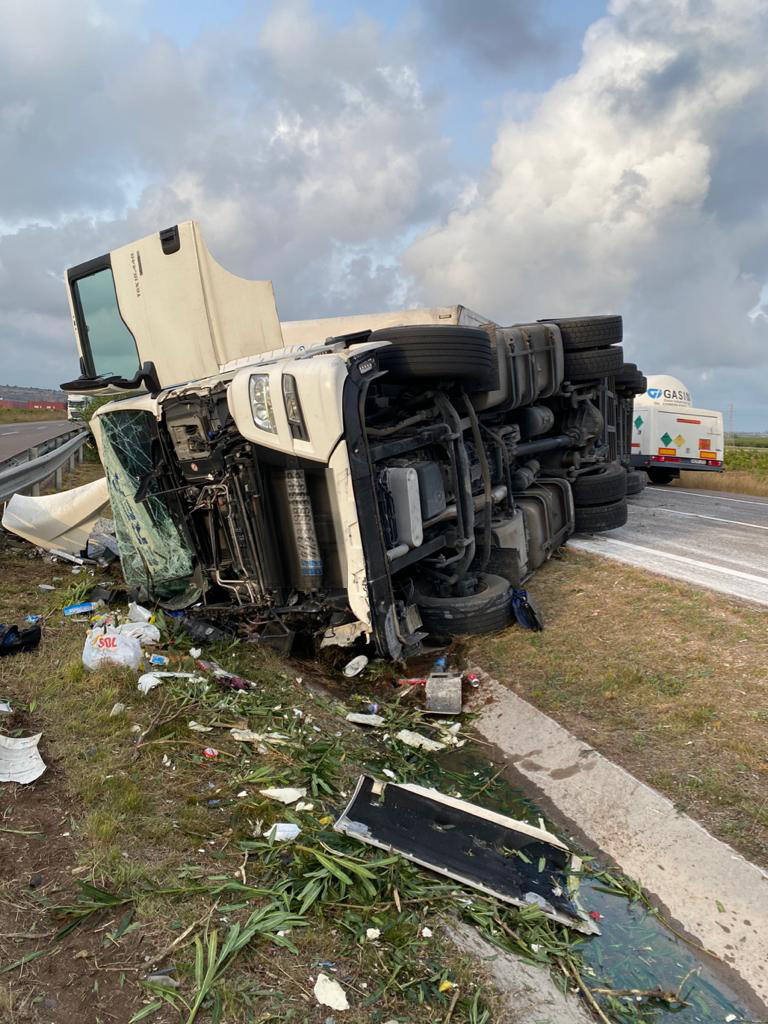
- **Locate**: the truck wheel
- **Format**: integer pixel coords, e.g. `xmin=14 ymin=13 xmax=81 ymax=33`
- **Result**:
xmin=616 ymin=362 xmax=647 ymax=395
xmin=563 ymin=345 xmax=623 ymax=382
xmin=626 ymin=469 xmax=647 ymax=495
xmin=571 ymin=461 xmax=627 ymax=506
xmin=415 ymin=573 xmax=512 ymax=637
xmin=369 ymin=325 xmax=497 ymax=390
xmin=538 ymin=315 xmax=622 ymax=351
xmin=648 ymin=468 xmax=675 ymax=485
xmin=574 ymin=498 xmax=628 ymax=533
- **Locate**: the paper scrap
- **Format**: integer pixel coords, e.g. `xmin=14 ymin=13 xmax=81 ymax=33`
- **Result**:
xmin=0 ymin=733 xmax=46 ymax=784
xmin=265 ymin=822 xmax=301 ymax=842
xmin=395 ymin=729 xmax=446 ymax=752
xmin=259 ymin=786 xmax=307 ymax=805
xmin=346 ymin=712 xmax=384 ymax=727
xmin=314 ymin=972 xmax=349 ymax=1011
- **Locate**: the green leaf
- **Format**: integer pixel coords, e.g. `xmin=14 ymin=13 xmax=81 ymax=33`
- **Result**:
xmin=129 ymin=1001 xmax=164 ymax=1023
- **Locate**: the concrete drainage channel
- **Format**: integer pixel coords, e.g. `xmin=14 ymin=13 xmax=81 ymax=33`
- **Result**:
xmin=458 ymin=674 xmax=767 ymax=1022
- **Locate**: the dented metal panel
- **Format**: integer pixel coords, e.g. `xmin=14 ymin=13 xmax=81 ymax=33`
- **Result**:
xmin=335 ymin=775 xmax=598 ymax=934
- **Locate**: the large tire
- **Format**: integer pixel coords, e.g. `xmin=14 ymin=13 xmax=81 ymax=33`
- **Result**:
xmin=369 ymin=325 xmax=497 ymax=390
xmin=538 ymin=315 xmax=622 ymax=351
xmin=616 ymin=362 xmax=647 ymax=396
xmin=572 ymin=461 xmax=627 ymax=506
xmin=563 ymin=345 xmax=623 ymax=382
xmin=626 ymin=469 xmax=647 ymax=495
xmin=415 ymin=573 xmax=512 ymax=637
xmin=574 ymin=498 xmax=628 ymax=533
xmin=648 ymin=468 xmax=675 ymax=485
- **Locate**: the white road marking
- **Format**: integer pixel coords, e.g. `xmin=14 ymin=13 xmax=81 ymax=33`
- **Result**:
xmin=652 ymin=506 xmax=768 ymax=532
xmin=668 ymin=488 xmax=768 ymax=507
xmin=570 ymin=536 xmax=768 ymax=607
xmin=574 ymin=536 xmax=768 ymax=584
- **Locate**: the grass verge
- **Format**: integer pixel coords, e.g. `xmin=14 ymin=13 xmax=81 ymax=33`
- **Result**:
xmin=673 ymin=446 xmax=768 ymax=496
xmin=472 ymin=548 xmax=768 ymax=868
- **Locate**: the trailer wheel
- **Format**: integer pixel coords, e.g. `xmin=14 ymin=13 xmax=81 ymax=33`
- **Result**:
xmin=626 ymin=469 xmax=647 ymax=495
xmin=538 ymin=315 xmax=622 ymax=351
xmin=370 ymin=325 xmax=497 ymax=390
xmin=574 ymin=498 xmax=628 ymax=533
xmin=563 ymin=345 xmax=623 ymax=382
xmin=616 ymin=362 xmax=648 ymax=396
xmin=415 ymin=573 xmax=512 ymax=637
xmin=648 ymin=468 xmax=676 ymax=485
xmin=572 ymin=462 xmax=627 ymax=506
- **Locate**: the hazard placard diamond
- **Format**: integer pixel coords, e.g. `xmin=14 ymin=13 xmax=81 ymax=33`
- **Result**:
xmin=634 ymin=415 xmax=643 ymax=429
xmin=661 ymin=431 xmax=672 ymax=446
xmin=674 ymin=433 xmax=685 ymax=447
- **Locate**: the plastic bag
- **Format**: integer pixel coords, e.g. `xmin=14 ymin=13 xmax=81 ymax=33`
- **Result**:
xmin=116 ymin=622 xmax=161 ymax=646
xmin=82 ymin=626 xmax=142 ymax=672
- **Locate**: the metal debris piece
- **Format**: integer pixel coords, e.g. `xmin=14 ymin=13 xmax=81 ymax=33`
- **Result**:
xmin=335 ymin=775 xmax=598 ymax=935
xmin=343 ymin=655 xmax=368 ymax=677
xmin=424 ymin=673 xmax=463 ymax=715
xmin=259 ymin=787 xmax=307 ymax=805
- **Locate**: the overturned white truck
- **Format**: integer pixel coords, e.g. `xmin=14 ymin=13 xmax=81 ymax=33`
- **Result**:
xmin=61 ymin=221 xmax=642 ymax=658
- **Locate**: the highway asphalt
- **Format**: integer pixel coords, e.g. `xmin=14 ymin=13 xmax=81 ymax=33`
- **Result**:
xmin=0 ymin=420 xmax=76 ymax=463
xmin=570 ymin=483 xmax=768 ymax=606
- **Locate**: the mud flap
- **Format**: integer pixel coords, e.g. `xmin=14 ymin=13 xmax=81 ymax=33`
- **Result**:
xmin=335 ymin=775 xmax=598 ymax=934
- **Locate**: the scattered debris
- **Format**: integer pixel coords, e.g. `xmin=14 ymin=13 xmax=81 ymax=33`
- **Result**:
xmin=64 ymin=600 xmax=104 ymax=617
xmin=1 ymin=477 xmax=110 ymax=556
xmin=230 ymin=728 xmax=263 ymax=743
xmin=109 ymin=702 xmax=126 ymax=717
xmin=196 ymin=659 xmax=253 ymax=691
xmin=314 ymin=972 xmax=349 ymax=1011
xmin=37 ymin=584 xmax=55 ymax=591
xmin=320 ymin=620 xmax=370 ymax=648
xmin=117 ymin=622 xmax=161 ymax=646
xmin=365 ymin=927 xmax=381 ymax=941
xmin=147 ymin=653 xmax=169 ymax=666
xmin=265 ymin=822 xmax=301 ymax=842
xmin=83 ymin=627 xmax=142 ymax=672
xmin=335 ymin=776 xmax=599 ymax=934
xmin=127 ymin=602 xmax=153 ymax=623
xmin=188 ymin=721 xmax=213 ymax=733
xmin=394 ymin=729 xmax=446 ymax=752
xmin=189 ymin=647 xmax=202 ymax=658
xmin=343 ymin=654 xmax=369 ymax=678
xmin=295 ymin=801 xmax=314 ymax=811
xmin=511 ymin=587 xmax=543 ymax=631
xmin=0 ymin=623 xmax=42 ymax=657
xmin=202 ymin=747 xmax=219 ymax=760
xmin=0 ymin=733 xmax=46 ymax=784
xmin=421 ymin=926 xmax=433 ymax=938
xmin=424 ymin=672 xmax=463 ymax=715
xmin=345 ymin=712 xmax=384 ymax=727
xmin=259 ymin=786 xmax=307 ymax=805
xmin=0 ymin=700 xmax=12 ymax=714
xmin=25 ymin=614 xmax=41 ymax=624
xmin=137 ymin=671 xmax=200 ymax=695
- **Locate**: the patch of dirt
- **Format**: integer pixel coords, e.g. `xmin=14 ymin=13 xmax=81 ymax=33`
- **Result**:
xmin=0 ymin=763 xmax=148 ymax=1023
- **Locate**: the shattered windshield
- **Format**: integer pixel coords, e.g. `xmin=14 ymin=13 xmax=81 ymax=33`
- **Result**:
xmin=99 ymin=409 xmax=203 ymax=607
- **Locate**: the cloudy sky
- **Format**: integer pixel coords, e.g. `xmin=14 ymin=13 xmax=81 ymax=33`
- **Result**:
xmin=1 ymin=0 xmax=766 ymax=428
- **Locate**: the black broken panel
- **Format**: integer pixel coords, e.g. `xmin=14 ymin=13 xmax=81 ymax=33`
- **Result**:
xmin=336 ymin=776 xmax=594 ymax=931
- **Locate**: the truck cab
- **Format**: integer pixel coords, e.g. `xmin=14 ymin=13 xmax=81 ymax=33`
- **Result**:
xmin=61 ymin=221 xmax=635 ymax=659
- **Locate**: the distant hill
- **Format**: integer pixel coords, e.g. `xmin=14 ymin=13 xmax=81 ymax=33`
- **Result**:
xmin=0 ymin=385 xmax=67 ymax=404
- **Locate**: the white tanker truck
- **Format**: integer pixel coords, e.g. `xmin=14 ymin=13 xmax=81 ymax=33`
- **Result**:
xmin=631 ymin=375 xmax=724 ymax=485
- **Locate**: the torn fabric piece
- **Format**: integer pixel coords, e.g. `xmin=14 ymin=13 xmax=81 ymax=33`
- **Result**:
xmin=335 ymin=775 xmax=598 ymax=934
xmin=0 ymin=733 xmax=46 ymax=784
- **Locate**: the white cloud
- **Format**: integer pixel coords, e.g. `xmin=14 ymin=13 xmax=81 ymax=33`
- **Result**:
xmin=406 ymin=0 xmax=768 ymax=419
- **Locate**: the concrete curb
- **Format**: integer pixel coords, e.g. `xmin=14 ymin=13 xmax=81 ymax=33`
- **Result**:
xmin=469 ymin=676 xmax=768 ymax=1009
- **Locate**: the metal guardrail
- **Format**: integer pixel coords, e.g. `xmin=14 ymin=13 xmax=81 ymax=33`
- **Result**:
xmin=0 ymin=430 xmax=88 ymax=503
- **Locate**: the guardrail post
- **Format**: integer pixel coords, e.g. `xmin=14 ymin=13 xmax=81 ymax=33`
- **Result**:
xmin=54 ymin=466 xmax=64 ymax=489
xmin=29 ymin=447 xmax=40 ymax=496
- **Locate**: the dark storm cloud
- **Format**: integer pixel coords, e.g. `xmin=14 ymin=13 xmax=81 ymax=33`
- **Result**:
xmin=419 ymin=0 xmax=552 ymax=69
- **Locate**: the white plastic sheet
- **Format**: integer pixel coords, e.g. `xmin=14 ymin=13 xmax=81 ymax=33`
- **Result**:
xmin=0 ymin=733 xmax=46 ymax=784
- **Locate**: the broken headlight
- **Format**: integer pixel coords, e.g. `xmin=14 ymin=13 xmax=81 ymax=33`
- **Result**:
xmin=282 ymin=374 xmax=308 ymax=440
xmin=249 ymin=373 xmax=276 ymax=433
